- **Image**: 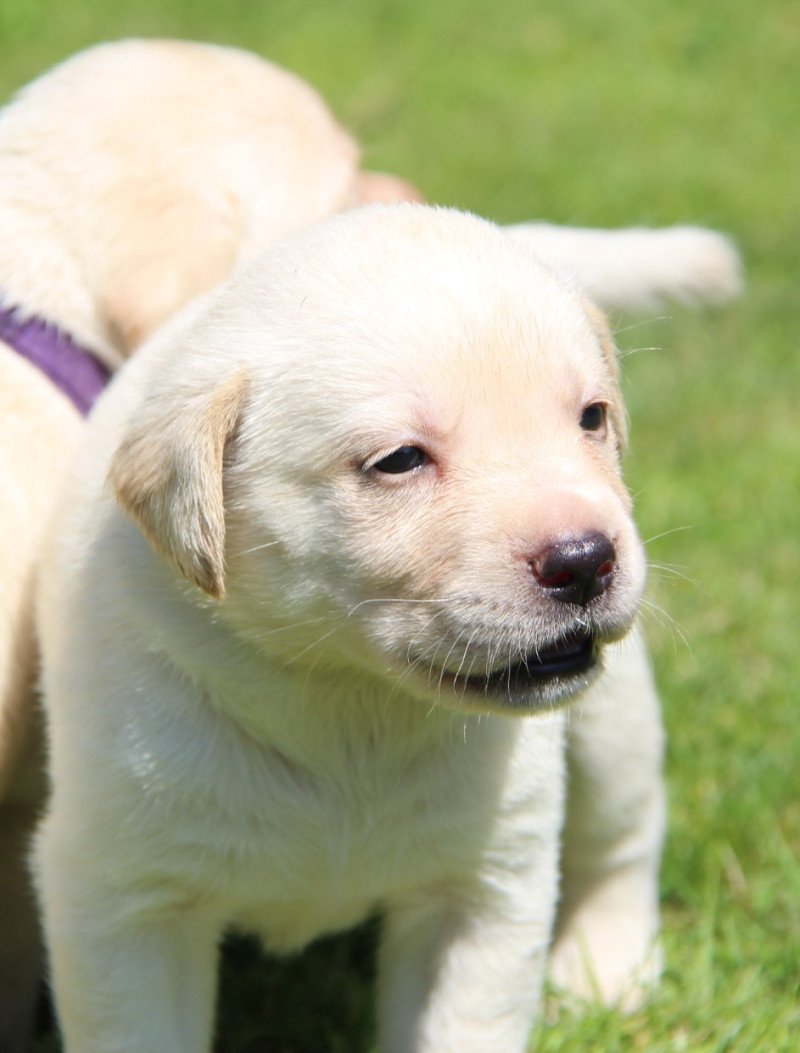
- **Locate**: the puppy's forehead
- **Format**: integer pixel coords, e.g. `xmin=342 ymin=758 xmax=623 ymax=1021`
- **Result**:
xmin=192 ymin=208 xmax=612 ymax=473
xmin=229 ymin=206 xmax=603 ymax=387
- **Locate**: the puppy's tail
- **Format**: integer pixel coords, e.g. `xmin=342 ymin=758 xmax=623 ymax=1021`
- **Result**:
xmin=505 ymin=223 xmax=743 ymax=311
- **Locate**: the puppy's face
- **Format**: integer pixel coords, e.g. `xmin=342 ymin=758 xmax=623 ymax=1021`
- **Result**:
xmin=112 ymin=207 xmax=645 ymax=714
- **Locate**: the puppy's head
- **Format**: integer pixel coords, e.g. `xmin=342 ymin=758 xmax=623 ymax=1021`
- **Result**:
xmin=110 ymin=205 xmax=645 ymax=714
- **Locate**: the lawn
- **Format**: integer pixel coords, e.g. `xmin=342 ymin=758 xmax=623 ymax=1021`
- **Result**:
xmin=3 ymin=1 xmax=798 ymax=1050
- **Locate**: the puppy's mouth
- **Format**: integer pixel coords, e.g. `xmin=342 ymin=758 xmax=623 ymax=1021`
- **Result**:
xmin=417 ymin=629 xmax=600 ymax=711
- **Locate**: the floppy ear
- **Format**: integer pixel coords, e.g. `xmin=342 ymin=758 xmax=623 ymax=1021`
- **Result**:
xmin=586 ymin=303 xmax=628 ymax=453
xmin=108 ymin=371 xmax=249 ymax=599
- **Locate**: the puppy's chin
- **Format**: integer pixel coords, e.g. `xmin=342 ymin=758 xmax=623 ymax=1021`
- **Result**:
xmin=400 ymin=623 xmax=628 ymax=715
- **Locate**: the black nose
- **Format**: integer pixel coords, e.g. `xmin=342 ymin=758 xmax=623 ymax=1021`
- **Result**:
xmin=531 ymin=532 xmax=616 ymax=606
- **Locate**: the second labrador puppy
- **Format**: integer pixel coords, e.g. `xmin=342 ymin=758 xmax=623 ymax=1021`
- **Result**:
xmin=36 ymin=204 xmax=665 ymax=1052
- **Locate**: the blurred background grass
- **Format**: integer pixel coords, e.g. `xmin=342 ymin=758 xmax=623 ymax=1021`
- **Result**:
xmin=2 ymin=1 xmax=797 ymax=1050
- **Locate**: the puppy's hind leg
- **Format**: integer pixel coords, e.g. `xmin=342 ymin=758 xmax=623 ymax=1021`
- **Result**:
xmin=34 ymin=823 xmax=222 ymax=1053
xmin=549 ymin=624 xmax=666 ymax=1009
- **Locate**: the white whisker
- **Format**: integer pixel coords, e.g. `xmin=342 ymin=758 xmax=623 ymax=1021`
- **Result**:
xmin=647 ymin=562 xmax=706 ymax=595
xmin=347 ymin=597 xmax=448 ymax=617
xmin=283 ymin=627 xmax=339 ymax=667
xmin=452 ymin=628 xmax=480 ymax=688
xmin=611 ymin=315 xmax=671 ymax=336
xmin=463 ymin=644 xmax=482 ymax=694
xmin=251 ymin=616 xmax=327 ymax=640
xmin=436 ymin=631 xmax=466 ymax=697
xmin=425 ymin=632 xmax=451 ymax=690
xmin=233 ymin=539 xmax=282 ymax=556
xmin=638 ymin=596 xmax=691 ymax=655
xmin=618 ymin=345 xmax=663 ymax=359
xmin=403 ymin=610 xmax=448 ymax=665
xmin=642 ymin=523 xmax=699 ymax=546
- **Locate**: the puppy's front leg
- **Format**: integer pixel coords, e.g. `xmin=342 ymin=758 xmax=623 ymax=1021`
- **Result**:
xmin=550 ymin=624 xmax=666 ymax=1007
xmin=379 ymin=880 xmax=558 ymax=1053
xmin=35 ymin=834 xmax=221 ymax=1053
xmin=378 ymin=745 xmax=564 ymax=1053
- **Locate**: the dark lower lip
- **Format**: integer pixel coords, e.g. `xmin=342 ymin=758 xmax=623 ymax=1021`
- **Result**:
xmin=427 ymin=631 xmax=599 ymax=709
xmin=472 ymin=632 xmax=597 ymax=687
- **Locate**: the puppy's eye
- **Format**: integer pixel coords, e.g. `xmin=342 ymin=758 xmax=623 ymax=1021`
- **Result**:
xmin=372 ymin=445 xmax=428 ymax=474
xmin=580 ymin=403 xmax=607 ymax=432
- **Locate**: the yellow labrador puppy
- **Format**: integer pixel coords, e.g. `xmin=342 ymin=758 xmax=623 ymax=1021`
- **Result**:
xmin=0 ymin=38 xmax=421 ymax=1049
xmin=36 ymin=204 xmax=680 ymax=1052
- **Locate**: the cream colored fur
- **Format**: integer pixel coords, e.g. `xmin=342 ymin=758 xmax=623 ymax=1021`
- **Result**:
xmin=36 ymin=205 xmax=666 ymax=1052
xmin=0 ymin=39 xmax=420 ymax=1049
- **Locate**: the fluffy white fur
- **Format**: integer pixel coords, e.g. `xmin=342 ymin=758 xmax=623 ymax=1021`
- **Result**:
xmin=35 ymin=206 xmax=667 ymax=1052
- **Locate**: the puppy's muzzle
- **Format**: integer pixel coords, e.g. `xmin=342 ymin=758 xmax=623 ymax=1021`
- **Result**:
xmin=530 ymin=531 xmax=616 ymax=607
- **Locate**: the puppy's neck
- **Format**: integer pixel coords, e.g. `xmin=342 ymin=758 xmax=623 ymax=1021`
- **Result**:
xmin=184 ymin=625 xmax=472 ymax=777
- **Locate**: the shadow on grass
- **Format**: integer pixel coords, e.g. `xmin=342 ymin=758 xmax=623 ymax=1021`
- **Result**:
xmin=35 ymin=920 xmax=378 ymax=1053
xmin=216 ymin=922 xmax=378 ymax=1053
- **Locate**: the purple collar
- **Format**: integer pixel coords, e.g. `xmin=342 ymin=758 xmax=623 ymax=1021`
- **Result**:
xmin=0 ymin=302 xmax=111 ymax=416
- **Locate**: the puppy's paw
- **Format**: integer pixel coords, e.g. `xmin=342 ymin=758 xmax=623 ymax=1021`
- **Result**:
xmin=548 ymin=874 xmax=662 ymax=1011
xmin=549 ymin=931 xmax=662 ymax=1013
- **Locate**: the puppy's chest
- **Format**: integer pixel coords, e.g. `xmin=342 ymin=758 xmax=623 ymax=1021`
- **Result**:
xmin=123 ymin=695 xmax=556 ymax=949
xmin=168 ymin=743 xmax=483 ymax=952
xmin=229 ymin=780 xmax=469 ymax=947
xmin=224 ymin=750 xmax=482 ymax=894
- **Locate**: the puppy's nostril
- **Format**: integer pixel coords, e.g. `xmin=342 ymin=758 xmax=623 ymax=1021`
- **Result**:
xmin=596 ymin=559 xmax=615 ymax=579
xmin=531 ymin=532 xmax=617 ymax=606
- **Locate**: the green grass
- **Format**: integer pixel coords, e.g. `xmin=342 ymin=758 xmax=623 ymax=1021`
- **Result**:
xmin=5 ymin=0 xmax=798 ymax=1050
